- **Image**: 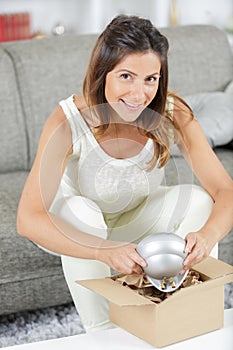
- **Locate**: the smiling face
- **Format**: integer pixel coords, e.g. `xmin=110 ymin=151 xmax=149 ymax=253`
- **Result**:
xmin=105 ymin=52 xmax=161 ymax=123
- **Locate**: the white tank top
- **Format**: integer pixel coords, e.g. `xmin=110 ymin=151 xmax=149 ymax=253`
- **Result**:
xmin=55 ymin=95 xmax=170 ymax=216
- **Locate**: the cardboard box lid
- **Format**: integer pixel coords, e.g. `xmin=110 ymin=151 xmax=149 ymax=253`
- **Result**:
xmin=77 ymin=277 xmax=153 ymax=306
xmin=77 ymin=257 xmax=233 ymax=307
xmin=194 ymin=256 xmax=233 ymax=281
xmin=155 ymin=257 xmax=233 ymax=304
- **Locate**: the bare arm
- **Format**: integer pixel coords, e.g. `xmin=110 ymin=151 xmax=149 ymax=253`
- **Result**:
xmin=17 ymin=106 xmax=104 ymax=258
xmin=174 ymin=98 xmax=233 ymax=269
xmin=17 ymin=105 xmax=145 ymax=273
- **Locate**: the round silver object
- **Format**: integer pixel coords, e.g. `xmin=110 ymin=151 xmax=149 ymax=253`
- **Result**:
xmin=136 ymin=232 xmax=189 ymax=292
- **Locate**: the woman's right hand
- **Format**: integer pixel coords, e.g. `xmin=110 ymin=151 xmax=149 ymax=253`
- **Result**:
xmin=95 ymin=241 xmax=147 ymax=275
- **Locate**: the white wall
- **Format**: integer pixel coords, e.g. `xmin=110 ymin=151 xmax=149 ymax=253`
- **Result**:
xmin=73 ymin=0 xmax=159 ymax=34
xmin=177 ymin=0 xmax=233 ymax=27
xmin=0 ymin=0 xmax=232 ymax=35
xmin=0 ymin=0 xmax=81 ymax=35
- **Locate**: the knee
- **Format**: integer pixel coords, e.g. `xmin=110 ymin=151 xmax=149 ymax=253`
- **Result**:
xmin=190 ymin=185 xmax=214 ymax=212
xmin=177 ymin=185 xmax=214 ymax=225
xmin=55 ymin=196 xmax=107 ymax=232
xmin=172 ymin=185 xmax=214 ymax=238
xmin=62 ymin=196 xmax=100 ymax=218
xmin=162 ymin=184 xmax=213 ymax=216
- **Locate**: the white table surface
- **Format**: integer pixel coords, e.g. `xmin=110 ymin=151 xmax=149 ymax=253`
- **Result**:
xmin=3 ymin=308 xmax=233 ymax=350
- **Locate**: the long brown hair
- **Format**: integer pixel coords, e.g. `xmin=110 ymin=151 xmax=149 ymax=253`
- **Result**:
xmin=83 ymin=15 xmax=193 ymax=168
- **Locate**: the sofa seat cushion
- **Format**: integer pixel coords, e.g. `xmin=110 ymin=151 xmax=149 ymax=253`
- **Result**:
xmin=0 ymin=171 xmax=72 ymax=314
xmin=0 ymin=171 xmax=63 ymax=284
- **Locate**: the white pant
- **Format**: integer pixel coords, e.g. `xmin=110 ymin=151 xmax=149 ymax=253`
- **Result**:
xmin=51 ymin=184 xmax=218 ymax=332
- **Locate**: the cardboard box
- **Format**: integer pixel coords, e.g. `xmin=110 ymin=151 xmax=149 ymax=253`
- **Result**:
xmin=77 ymin=257 xmax=233 ymax=347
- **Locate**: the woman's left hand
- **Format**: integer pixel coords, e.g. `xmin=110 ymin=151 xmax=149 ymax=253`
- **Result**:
xmin=180 ymin=231 xmax=216 ymax=274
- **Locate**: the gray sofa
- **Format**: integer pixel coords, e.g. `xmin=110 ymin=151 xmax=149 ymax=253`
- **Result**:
xmin=0 ymin=24 xmax=232 ymax=316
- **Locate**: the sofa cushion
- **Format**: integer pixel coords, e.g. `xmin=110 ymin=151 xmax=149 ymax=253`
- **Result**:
xmin=162 ymin=25 xmax=233 ymax=95
xmin=0 ymin=171 xmax=62 ymax=284
xmin=3 ymin=35 xmax=98 ymax=169
xmin=0 ymin=170 xmax=72 ymax=313
xmin=184 ymin=92 xmax=233 ymax=147
xmin=172 ymin=91 xmax=233 ymax=156
xmin=225 ymin=79 xmax=233 ymax=95
xmin=0 ymin=47 xmax=28 ymax=172
xmin=0 ymin=171 xmax=71 ymax=314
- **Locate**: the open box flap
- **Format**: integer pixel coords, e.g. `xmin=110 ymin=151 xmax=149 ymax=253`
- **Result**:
xmin=77 ymin=277 xmax=153 ymax=306
xmin=77 ymin=257 xmax=233 ymax=307
xmin=160 ymin=273 xmax=233 ymax=306
xmin=193 ymin=256 xmax=233 ymax=280
xmin=160 ymin=257 xmax=233 ymax=305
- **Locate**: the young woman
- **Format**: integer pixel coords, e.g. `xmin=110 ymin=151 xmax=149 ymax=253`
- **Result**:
xmin=17 ymin=15 xmax=233 ymax=332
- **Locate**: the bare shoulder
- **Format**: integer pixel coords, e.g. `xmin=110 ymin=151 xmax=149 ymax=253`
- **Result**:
xmin=73 ymin=94 xmax=88 ymax=111
xmin=73 ymin=94 xmax=99 ymax=127
xmin=172 ymin=95 xmax=194 ymax=128
xmin=44 ymin=105 xmax=70 ymax=133
xmin=21 ymin=105 xmax=73 ymax=211
xmin=39 ymin=105 xmax=72 ymax=155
